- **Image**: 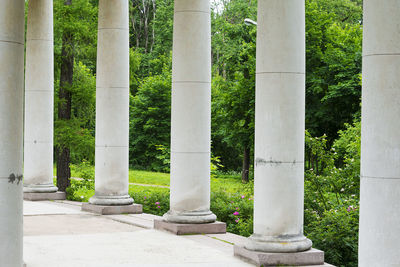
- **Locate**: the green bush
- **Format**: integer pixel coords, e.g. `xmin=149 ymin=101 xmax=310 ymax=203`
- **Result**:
xmin=129 ymin=186 xmax=170 ymax=216
xmin=129 ymin=70 xmax=171 ymax=172
xmin=305 ymin=205 xmax=359 ymax=267
xmin=66 ymin=161 xmax=95 ymax=201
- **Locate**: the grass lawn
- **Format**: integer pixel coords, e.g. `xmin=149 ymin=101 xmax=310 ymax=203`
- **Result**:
xmin=129 ymin=170 xmax=170 ymax=186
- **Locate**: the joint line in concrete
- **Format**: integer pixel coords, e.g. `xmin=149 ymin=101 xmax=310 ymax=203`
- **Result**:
xmin=170 ymin=151 xmax=210 ymax=154
xmin=0 ymin=39 xmax=24 ymax=46
xmin=256 ymin=71 xmax=305 ymax=75
xmin=361 ymin=175 xmax=400 ymax=180
xmin=363 ymin=53 xmax=400 ymax=58
xmin=174 ymin=10 xmax=210 ymax=14
xmin=172 ymin=81 xmax=211 ymax=84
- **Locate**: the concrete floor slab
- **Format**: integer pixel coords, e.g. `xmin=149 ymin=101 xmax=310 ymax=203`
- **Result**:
xmin=24 ymin=230 xmax=252 ymax=267
xmin=23 ymin=200 xmax=334 ymax=266
xmin=24 ymin=214 xmax=143 ymax=236
xmin=24 ymin=200 xmax=85 ymax=216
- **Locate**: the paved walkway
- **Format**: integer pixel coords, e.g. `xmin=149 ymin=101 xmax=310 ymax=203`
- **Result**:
xmin=23 ymin=200 xmax=252 ymax=267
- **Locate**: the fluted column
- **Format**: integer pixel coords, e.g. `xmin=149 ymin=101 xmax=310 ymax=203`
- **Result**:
xmin=163 ymin=0 xmax=216 ymax=223
xmin=359 ymin=1 xmax=400 ymax=266
xmin=89 ymin=0 xmax=133 ymax=206
xmin=245 ymin=0 xmax=311 ymax=252
xmin=24 ymin=0 xmax=57 ymax=193
xmin=0 ymin=0 xmax=25 ymax=266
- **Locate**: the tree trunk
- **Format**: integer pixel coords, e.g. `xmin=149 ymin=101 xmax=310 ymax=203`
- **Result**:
xmin=56 ymin=0 xmax=74 ymax=192
xmin=241 ymin=146 xmax=250 ymax=183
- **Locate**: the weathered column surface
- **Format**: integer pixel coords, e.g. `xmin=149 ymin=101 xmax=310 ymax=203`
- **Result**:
xmin=89 ymin=0 xmax=133 ymax=206
xmin=163 ymin=0 xmax=216 ymax=223
xmin=359 ymin=1 xmax=400 ymax=266
xmin=245 ymin=0 xmax=311 ymax=252
xmin=24 ymin=0 xmax=58 ymax=193
xmin=0 ymin=0 xmax=25 ymax=266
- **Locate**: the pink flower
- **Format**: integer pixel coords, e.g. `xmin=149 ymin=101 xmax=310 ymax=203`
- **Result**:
xmin=236 ymin=207 xmax=239 ymax=210
xmin=157 ymin=205 xmax=161 ymax=209
xmin=347 ymin=205 xmax=354 ymax=212
xmin=235 ymin=218 xmax=240 ymax=223
xmin=248 ymin=198 xmax=252 ymax=201
xmin=233 ymin=211 xmax=239 ymax=216
xmin=241 ymin=195 xmax=245 ymax=199
xmin=155 ymin=202 xmax=160 ymax=205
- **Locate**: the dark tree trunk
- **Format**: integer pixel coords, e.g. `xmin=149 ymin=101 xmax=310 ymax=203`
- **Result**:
xmin=56 ymin=0 xmax=74 ymax=192
xmin=241 ymin=146 xmax=250 ymax=183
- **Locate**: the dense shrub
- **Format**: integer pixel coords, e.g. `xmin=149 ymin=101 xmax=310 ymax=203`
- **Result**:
xmin=129 ymin=186 xmax=170 ymax=216
xmin=129 ymin=69 xmax=171 ymax=172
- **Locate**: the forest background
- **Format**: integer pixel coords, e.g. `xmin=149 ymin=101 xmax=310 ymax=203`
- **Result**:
xmin=49 ymin=0 xmax=363 ymax=266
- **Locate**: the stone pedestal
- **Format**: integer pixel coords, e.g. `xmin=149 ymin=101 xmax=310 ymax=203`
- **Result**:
xmin=24 ymin=0 xmax=58 ymax=194
xmin=245 ymin=0 xmax=311 ymax=253
xmin=89 ymin=0 xmax=134 ymax=209
xmin=82 ymin=203 xmax=142 ymax=215
xmin=24 ymin=191 xmax=66 ymax=201
xmin=163 ymin=0 xmax=216 ymax=225
xmin=359 ymin=1 xmax=400 ymax=266
xmin=234 ymin=246 xmax=325 ymax=267
xmin=154 ymin=219 xmax=226 ymax=235
xmin=0 ymin=1 xmax=25 ymax=266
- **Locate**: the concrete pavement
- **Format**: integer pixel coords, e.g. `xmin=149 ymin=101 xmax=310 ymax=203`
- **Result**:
xmin=23 ymin=200 xmax=252 ymax=267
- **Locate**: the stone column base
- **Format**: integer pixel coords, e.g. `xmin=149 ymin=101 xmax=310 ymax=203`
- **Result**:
xmin=234 ymin=245 xmax=325 ymax=266
xmin=81 ymin=203 xmax=142 ymax=215
xmin=154 ymin=219 xmax=226 ymax=235
xmin=24 ymin=191 xmax=66 ymax=201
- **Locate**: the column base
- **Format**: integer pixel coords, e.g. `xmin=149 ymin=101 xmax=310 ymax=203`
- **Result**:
xmin=24 ymin=191 xmax=66 ymax=201
xmin=154 ymin=218 xmax=226 ymax=235
xmin=23 ymin=183 xmax=58 ymax=193
xmin=234 ymin=245 xmax=324 ymax=266
xmin=162 ymin=210 xmax=217 ymax=224
xmin=89 ymin=194 xmax=134 ymax=206
xmin=82 ymin=202 xmax=142 ymax=215
xmin=245 ymin=233 xmax=312 ymax=253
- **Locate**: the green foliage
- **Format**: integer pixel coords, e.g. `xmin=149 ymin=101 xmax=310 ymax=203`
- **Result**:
xmin=211 ymin=191 xmax=253 ymax=237
xmin=129 ymin=186 xmax=170 ymax=216
xmin=305 ymin=205 xmax=359 ymax=267
xmin=305 ymin=0 xmax=362 ymax=141
xmin=130 ymin=48 xmax=142 ymax=94
xmin=54 ymin=0 xmax=98 ymax=70
xmin=54 ymin=62 xmax=96 ymax=164
xmin=210 ymin=0 xmax=257 ymax=171
xmin=129 ymin=67 xmax=171 ymax=171
xmin=304 ymin=122 xmax=361 ymax=266
xmin=66 ymin=162 xmax=95 ymax=201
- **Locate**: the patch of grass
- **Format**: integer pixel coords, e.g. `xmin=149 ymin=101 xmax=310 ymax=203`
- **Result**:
xmin=129 ymin=170 xmax=170 ymax=186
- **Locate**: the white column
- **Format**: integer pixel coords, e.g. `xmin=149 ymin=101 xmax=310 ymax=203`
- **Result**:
xmin=245 ymin=0 xmax=311 ymax=252
xmin=163 ymin=0 xmax=216 ymax=223
xmin=359 ymin=1 xmax=400 ymax=266
xmin=89 ymin=0 xmax=133 ymax=205
xmin=0 ymin=0 xmax=25 ymax=266
xmin=24 ymin=0 xmax=57 ymax=193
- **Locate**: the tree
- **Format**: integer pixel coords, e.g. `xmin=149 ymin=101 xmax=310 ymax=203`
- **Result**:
xmin=129 ymin=63 xmax=171 ymax=171
xmin=305 ymin=0 xmax=363 ymax=142
xmin=211 ymin=0 xmax=257 ymax=182
xmin=54 ymin=0 xmax=97 ymax=191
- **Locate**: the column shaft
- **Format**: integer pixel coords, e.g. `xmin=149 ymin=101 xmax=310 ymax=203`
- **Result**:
xmin=163 ymin=0 xmax=216 ymax=223
xmin=245 ymin=0 xmax=311 ymax=252
xmin=0 ymin=0 xmax=25 ymax=266
xmin=359 ymin=1 xmax=400 ymax=265
xmin=24 ymin=0 xmax=57 ymax=193
xmin=90 ymin=0 xmax=133 ymax=205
